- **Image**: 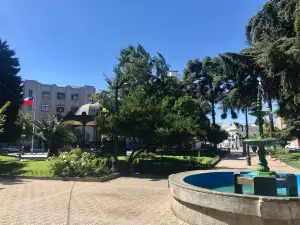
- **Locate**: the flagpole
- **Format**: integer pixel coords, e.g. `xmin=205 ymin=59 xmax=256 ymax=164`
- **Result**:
xmin=31 ymin=96 xmax=36 ymax=154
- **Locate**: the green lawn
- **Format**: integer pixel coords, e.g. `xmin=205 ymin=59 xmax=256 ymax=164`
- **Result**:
xmin=0 ymin=155 xmax=50 ymax=177
xmin=0 ymin=154 xmax=214 ymax=177
xmin=277 ymin=152 xmax=300 ymax=170
xmin=161 ymin=155 xmax=213 ymax=163
xmin=118 ymin=155 xmax=213 ymax=164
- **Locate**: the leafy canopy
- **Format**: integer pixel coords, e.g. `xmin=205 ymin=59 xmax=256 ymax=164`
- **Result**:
xmin=0 ymin=102 xmax=10 ymax=133
xmin=0 ymin=39 xmax=23 ymax=142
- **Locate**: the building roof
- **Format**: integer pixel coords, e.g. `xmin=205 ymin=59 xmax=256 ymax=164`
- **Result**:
xmin=75 ymin=102 xmax=101 ymax=116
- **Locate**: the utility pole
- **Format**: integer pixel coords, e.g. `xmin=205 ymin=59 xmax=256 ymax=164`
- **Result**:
xmin=31 ymin=97 xmax=36 ymax=154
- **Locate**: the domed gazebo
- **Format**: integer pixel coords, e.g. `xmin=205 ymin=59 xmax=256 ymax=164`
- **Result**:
xmin=62 ymin=102 xmax=107 ymax=144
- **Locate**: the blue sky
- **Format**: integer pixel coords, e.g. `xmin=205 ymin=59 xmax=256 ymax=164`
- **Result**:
xmin=0 ymin=0 xmax=268 ymax=125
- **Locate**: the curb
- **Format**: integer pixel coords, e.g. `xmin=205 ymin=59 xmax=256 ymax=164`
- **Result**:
xmin=210 ymin=156 xmax=221 ymax=168
xmin=0 ymin=173 xmax=122 ymax=182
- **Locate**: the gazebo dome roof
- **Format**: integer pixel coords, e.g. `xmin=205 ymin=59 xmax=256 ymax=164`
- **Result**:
xmin=75 ymin=102 xmax=101 ymax=116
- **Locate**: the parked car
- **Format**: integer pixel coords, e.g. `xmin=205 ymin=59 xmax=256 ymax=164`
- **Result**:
xmin=32 ymin=149 xmax=46 ymax=153
xmin=285 ymin=145 xmax=297 ymax=149
xmin=1 ymin=146 xmax=20 ymax=154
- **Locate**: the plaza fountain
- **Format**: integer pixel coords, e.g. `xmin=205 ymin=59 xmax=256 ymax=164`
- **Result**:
xmin=169 ymin=82 xmax=300 ymax=225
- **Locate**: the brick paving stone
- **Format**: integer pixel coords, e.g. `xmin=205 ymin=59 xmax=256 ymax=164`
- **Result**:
xmin=0 ymin=177 xmax=187 ymax=225
xmin=0 ymin=153 xmax=298 ymax=225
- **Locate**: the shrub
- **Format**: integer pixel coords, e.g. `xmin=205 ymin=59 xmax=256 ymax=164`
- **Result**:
xmin=48 ymin=148 xmax=113 ymax=177
xmin=132 ymin=152 xmax=158 ymax=164
xmin=266 ymin=147 xmax=289 ymax=157
xmin=131 ymin=152 xmax=214 ymax=175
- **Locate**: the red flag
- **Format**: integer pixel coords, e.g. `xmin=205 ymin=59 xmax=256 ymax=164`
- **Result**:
xmin=22 ymin=96 xmax=34 ymax=106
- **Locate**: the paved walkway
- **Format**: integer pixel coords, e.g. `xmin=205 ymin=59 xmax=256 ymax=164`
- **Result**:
xmin=0 ymin=152 xmax=298 ymax=225
xmin=216 ymin=150 xmax=299 ymax=173
xmin=0 ymin=175 xmax=186 ymax=225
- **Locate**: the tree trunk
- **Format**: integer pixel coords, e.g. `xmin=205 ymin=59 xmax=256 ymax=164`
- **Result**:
xmin=211 ymin=102 xmax=216 ymax=125
xmin=211 ymin=101 xmax=218 ymax=150
xmin=242 ymin=107 xmax=249 ymax=157
xmin=245 ymin=107 xmax=249 ymax=139
xmin=112 ymin=133 xmax=118 ymax=170
xmin=267 ymin=99 xmax=274 ymax=135
xmin=47 ymin=141 xmax=59 ymax=157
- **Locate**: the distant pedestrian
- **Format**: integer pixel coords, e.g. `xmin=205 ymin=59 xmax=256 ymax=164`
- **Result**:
xmin=252 ymin=147 xmax=257 ymax=156
xmin=16 ymin=153 xmax=21 ymax=161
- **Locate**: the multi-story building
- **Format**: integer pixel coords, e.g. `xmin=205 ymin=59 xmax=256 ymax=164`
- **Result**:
xmin=22 ymin=80 xmax=95 ymax=121
xmin=276 ymin=117 xmax=300 ymax=147
xmin=22 ymin=80 xmax=96 ymax=146
xmin=276 ymin=117 xmax=286 ymax=130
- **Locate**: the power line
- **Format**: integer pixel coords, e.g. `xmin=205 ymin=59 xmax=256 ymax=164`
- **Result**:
xmin=0 ymin=79 xmax=23 ymax=102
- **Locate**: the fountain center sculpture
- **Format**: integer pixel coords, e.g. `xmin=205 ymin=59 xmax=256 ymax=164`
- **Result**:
xmin=243 ymin=81 xmax=280 ymax=175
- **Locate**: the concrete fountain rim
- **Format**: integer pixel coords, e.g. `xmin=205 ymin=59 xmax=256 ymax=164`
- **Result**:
xmin=169 ymin=169 xmax=300 ymax=201
xmin=169 ymin=170 xmax=300 ymax=222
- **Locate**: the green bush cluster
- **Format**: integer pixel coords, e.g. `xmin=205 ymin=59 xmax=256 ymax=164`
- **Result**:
xmin=266 ymin=148 xmax=289 ymax=157
xmin=48 ymin=148 xmax=113 ymax=177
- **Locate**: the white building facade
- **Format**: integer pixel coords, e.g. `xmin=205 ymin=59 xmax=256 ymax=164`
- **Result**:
xmin=167 ymin=70 xmax=181 ymax=81
xmin=220 ymin=123 xmax=259 ymax=149
xmin=22 ymin=80 xmax=96 ymax=120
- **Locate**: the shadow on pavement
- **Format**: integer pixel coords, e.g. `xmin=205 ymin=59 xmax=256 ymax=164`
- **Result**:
xmin=213 ymin=166 xmax=251 ymax=171
xmin=222 ymin=157 xmax=249 ymax=161
xmin=125 ymin=173 xmax=168 ymax=181
xmin=0 ymin=178 xmax=28 ymax=186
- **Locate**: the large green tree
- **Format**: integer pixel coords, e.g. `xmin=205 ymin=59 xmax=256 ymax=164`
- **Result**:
xmin=96 ymin=44 xmax=227 ymax=153
xmin=246 ymin=0 xmax=300 ymax=138
xmin=219 ymin=52 xmax=258 ymax=127
xmin=0 ymin=39 xmax=23 ymax=142
xmin=96 ymin=87 xmax=210 ymax=150
xmin=183 ymin=57 xmax=224 ymax=125
xmin=183 ymin=57 xmax=226 ymax=149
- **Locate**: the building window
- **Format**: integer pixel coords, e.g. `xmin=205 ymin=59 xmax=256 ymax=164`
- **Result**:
xmin=88 ymin=94 xmax=95 ymax=103
xmin=28 ymin=105 xmax=32 ymax=111
xmin=57 ymin=92 xmax=65 ymax=100
xmin=71 ymin=106 xmax=79 ymax=113
xmin=56 ymin=105 xmax=64 ymax=113
xmin=41 ymin=104 xmax=50 ymax=112
xmin=71 ymin=94 xmax=79 ymax=100
xmin=86 ymin=133 xmax=90 ymax=141
xmin=42 ymin=91 xmax=50 ymax=99
xmin=29 ymin=89 xmax=33 ymax=97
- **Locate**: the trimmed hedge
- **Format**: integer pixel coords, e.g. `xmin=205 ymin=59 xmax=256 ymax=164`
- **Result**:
xmin=131 ymin=152 xmax=220 ymax=175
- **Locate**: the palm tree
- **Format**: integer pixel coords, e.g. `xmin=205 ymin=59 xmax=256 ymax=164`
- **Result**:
xmin=182 ymin=57 xmax=225 ymax=149
xmin=33 ymin=116 xmax=76 ymax=157
xmin=219 ymin=52 xmax=259 ymax=155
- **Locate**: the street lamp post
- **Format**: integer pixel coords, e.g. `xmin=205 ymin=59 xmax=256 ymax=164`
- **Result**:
xmin=245 ymin=106 xmax=251 ymax=165
xmin=112 ymin=79 xmax=119 ymax=171
xmin=112 ymin=78 xmax=128 ymax=171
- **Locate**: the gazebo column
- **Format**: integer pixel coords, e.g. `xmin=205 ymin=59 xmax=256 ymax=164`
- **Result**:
xmin=82 ymin=122 xmax=86 ymax=145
